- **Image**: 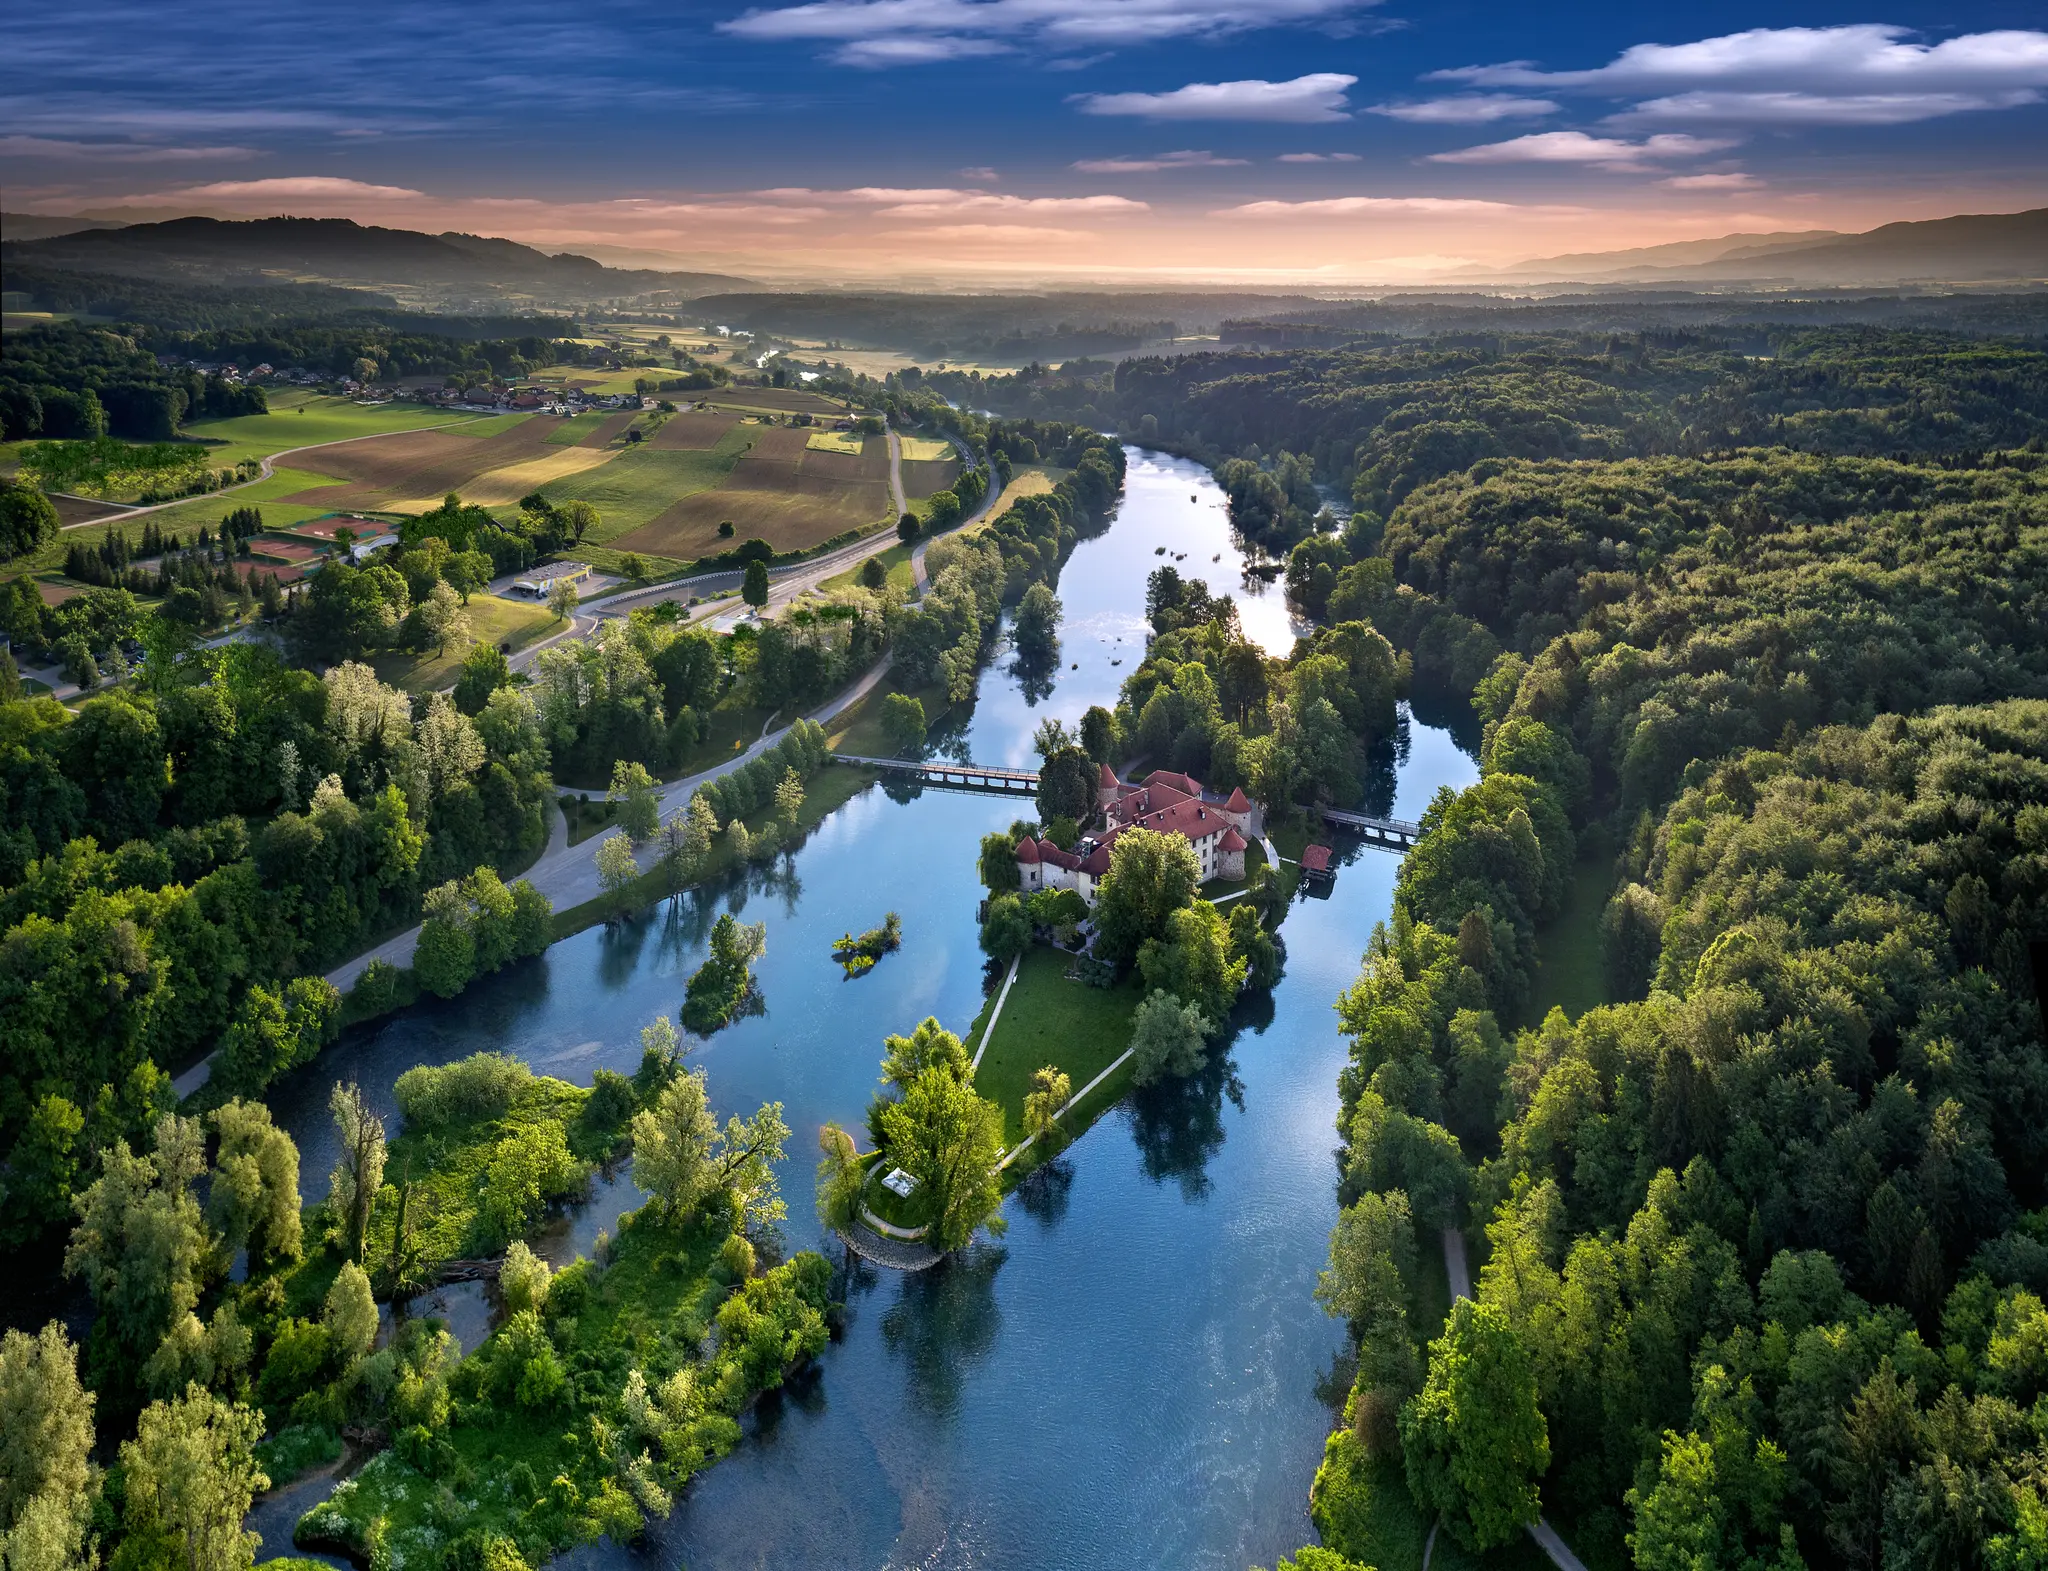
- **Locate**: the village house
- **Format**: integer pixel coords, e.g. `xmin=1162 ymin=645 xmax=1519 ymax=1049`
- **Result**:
xmin=1016 ymin=766 xmax=1257 ymax=903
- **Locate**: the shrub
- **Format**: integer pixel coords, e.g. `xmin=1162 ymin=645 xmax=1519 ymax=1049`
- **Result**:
xmin=394 ymin=1052 xmax=532 ymax=1129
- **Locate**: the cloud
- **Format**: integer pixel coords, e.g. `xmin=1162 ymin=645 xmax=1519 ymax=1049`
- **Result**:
xmin=1368 ymin=94 xmax=1558 ymax=123
xmin=721 ymin=0 xmax=1382 ymax=66
xmin=1436 ymin=24 xmax=2048 ymax=125
xmin=0 ymin=135 xmax=259 ymax=162
xmin=1073 ymin=149 xmax=1249 ymax=172
xmin=1427 ymin=130 xmax=1732 ymax=170
xmin=893 ymin=223 xmax=1089 ymax=241
xmin=958 ymin=166 xmax=999 ymax=181
xmin=740 ymin=185 xmax=1148 ymax=219
xmin=1614 ymin=90 xmax=2042 ymax=126
xmin=1658 ymin=170 xmax=1760 ymax=190
xmin=1276 ymin=151 xmax=1361 ymax=162
xmin=1217 ymin=195 xmax=1574 ymax=217
xmin=1072 ymin=74 xmax=1357 ymax=123
xmin=118 ymin=175 xmax=426 ymax=204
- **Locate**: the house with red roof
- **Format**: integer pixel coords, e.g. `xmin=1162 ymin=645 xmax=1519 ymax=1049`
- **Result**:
xmin=1021 ymin=765 xmax=1259 ymax=901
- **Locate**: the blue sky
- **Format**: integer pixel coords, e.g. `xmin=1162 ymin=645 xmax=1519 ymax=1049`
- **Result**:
xmin=5 ymin=1 xmax=2047 ymax=279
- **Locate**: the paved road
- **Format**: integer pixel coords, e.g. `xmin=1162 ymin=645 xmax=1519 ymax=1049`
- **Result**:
xmin=910 ymin=433 xmax=1000 ymax=593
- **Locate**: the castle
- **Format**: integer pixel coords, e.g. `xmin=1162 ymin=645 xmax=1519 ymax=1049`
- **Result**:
xmin=1015 ymin=765 xmax=1258 ymax=904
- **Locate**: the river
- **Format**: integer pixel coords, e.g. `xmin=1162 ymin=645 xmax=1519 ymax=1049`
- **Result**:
xmin=260 ymin=447 xmax=1478 ymax=1571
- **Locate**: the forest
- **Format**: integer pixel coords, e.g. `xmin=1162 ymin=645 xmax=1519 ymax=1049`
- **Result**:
xmin=1054 ymin=327 xmax=2048 ymax=1570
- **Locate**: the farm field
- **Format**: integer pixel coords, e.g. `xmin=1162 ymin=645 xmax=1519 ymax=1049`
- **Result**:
xmin=900 ymin=454 xmax=962 ymax=499
xmin=545 ymin=412 xmax=638 ymax=447
xmin=388 ymin=445 xmax=614 ymax=510
xmin=273 ymin=416 xmax=552 ymax=509
xmin=180 ymin=391 xmax=489 ymax=466
xmin=647 ymin=411 xmax=739 ymax=449
xmin=805 ymin=429 xmax=864 ymax=455
xmin=607 ymin=428 xmax=891 ymax=561
xmin=897 ymin=436 xmax=953 ymax=462
xmin=971 ymin=464 xmax=1062 ymax=530
xmin=536 ymin=428 xmax=754 ymax=542
xmin=692 ymin=386 xmax=850 ymax=416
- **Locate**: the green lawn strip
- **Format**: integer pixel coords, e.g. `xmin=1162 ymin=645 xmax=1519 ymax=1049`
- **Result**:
xmin=971 ymin=946 xmax=1142 ymax=1148
xmin=1415 ymin=1228 xmax=1454 ymax=1342
xmin=560 ymin=794 xmax=621 ymax=847
xmin=819 ymin=541 xmax=912 ymax=595
xmin=860 ymin=1163 xmax=936 ymax=1232
xmin=824 ymin=673 xmax=953 ymax=757
xmin=547 ymin=765 xmax=878 ymax=941
xmin=180 ymin=394 xmax=492 ymax=465
xmin=545 ymin=413 xmax=614 ymax=446
xmin=537 ymin=429 xmax=752 ymax=539
xmin=1524 ymin=853 xmax=1615 ymax=1026
xmin=368 ymin=598 xmax=562 ymax=692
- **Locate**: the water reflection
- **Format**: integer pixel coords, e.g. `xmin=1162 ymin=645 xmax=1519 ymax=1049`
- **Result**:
xmin=255 ymin=449 xmax=1476 ymax=1571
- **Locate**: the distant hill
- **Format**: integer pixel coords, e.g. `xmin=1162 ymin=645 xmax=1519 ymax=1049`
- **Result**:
xmin=2 ymin=212 xmax=128 ymax=243
xmin=2 ymin=215 xmax=755 ymax=298
xmin=1472 ymin=230 xmax=1842 ymax=281
xmin=1478 ymin=208 xmax=2048 ymax=285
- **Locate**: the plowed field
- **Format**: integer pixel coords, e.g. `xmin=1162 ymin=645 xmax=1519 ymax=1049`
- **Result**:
xmin=277 ymin=416 xmax=553 ymax=508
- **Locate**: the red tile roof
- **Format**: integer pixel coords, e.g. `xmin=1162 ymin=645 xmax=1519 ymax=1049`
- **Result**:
xmin=1098 ymin=762 xmax=1120 ymax=788
xmin=1220 ymin=827 xmax=1248 ymax=852
xmin=1300 ymin=845 xmax=1333 ymax=873
xmin=1082 ymin=845 xmax=1111 ymax=876
xmin=1037 ymin=840 xmax=1083 ymax=871
xmin=1142 ymin=769 xmax=1203 ymax=797
xmin=1015 ymin=837 xmax=1039 ymax=864
xmin=1125 ymin=798 xmax=1229 ymax=843
xmin=1224 ymin=787 xmax=1252 ymax=813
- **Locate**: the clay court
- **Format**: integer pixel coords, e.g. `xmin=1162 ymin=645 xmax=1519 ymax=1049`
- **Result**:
xmin=606 ymin=430 xmax=890 ymax=562
xmin=278 ymin=415 xmax=555 ymax=507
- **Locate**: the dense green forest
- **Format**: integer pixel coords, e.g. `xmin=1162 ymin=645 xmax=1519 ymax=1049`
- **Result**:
xmin=1057 ymin=328 xmax=2048 ymax=1569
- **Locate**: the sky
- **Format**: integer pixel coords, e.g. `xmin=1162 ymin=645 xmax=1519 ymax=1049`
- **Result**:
xmin=5 ymin=0 xmax=2048 ymax=283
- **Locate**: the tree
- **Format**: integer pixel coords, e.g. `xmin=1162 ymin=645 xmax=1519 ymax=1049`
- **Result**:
xmin=327 ymin=1083 xmax=386 ymax=1265
xmin=216 ymin=979 xmax=338 ymax=1095
xmin=859 ymin=556 xmax=887 ymax=591
xmin=1138 ymin=901 xmax=1248 ymax=1029
xmin=1091 ymin=827 xmax=1202 ymax=968
xmin=323 ymin=1261 xmax=378 ymax=1365
xmin=979 ymin=892 xmax=1032 ymax=963
xmin=880 ymin=1018 xmax=971 ymax=1090
xmin=1080 ymin=705 xmax=1119 ymax=766
xmin=119 ymin=1385 xmax=267 ymax=1571
xmin=1022 ymin=1066 xmax=1072 ymax=1152
xmin=1012 ymin=581 xmax=1061 ymax=665
xmin=1128 ymin=990 xmax=1208 ymax=1086
xmin=500 ymin=1239 xmax=552 ymax=1316
xmin=416 ymin=581 xmax=470 ymax=655
xmin=631 ymin=1068 xmax=789 ymax=1228
xmin=742 ymin=559 xmax=770 ymax=610
xmin=0 ymin=1322 xmax=96 ymax=1562
xmin=815 ymin=1123 xmax=865 ymax=1239
xmin=206 ymin=1101 xmax=302 ymax=1269
xmin=65 ymin=1116 xmax=210 ymax=1383
xmin=979 ymin=829 xmax=1022 ymax=892
xmin=1317 ymin=1190 xmax=1418 ymax=1331
xmin=877 ymin=1067 xmax=1005 ymax=1253
xmin=881 ymin=692 xmax=926 ymax=755
xmin=413 ymin=880 xmax=478 ymax=999
xmin=557 ymin=500 xmax=599 ymax=546
xmin=1036 ymin=745 xmax=1094 ymax=827
xmin=0 ymin=484 xmax=61 ymax=564
xmin=547 ymin=577 xmax=579 ymax=621
xmin=682 ymin=914 xmax=767 ymax=1033
xmin=774 ymin=766 xmax=805 ymax=825
xmin=897 ymin=512 xmax=920 ymax=544
xmin=608 ymin=759 xmax=661 ymax=844
xmin=596 ymin=831 xmax=639 ymax=917
xmin=452 ymin=641 xmax=510 ymax=715
xmin=1400 ymin=1299 xmax=1550 ymax=1552
xmin=619 ymin=552 xmax=648 ymax=582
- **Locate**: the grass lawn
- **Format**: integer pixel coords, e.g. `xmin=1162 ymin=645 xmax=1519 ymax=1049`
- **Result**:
xmin=968 ymin=945 xmax=1143 ymax=1148
xmin=180 ymin=391 xmax=489 ymax=466
xmin=824 ymin=672 xmax=954 ymax=758
xmin=546 ymin=412 xmax=615 ymax=445
xmin=969 ymin=465 xmax=1063 ymax=533
xmin=368 ymin=596 xmax=561 ymax=691
xmin=537 ymin=430 xmax=751 ymax=540
xmin=805 ymin=429 xmax=864 ymax=455
xmin=559 ymin=792 xmax=621 ymax=847
xmin=1525 ymin=853 xmax=1615 ymax=1026
xmin=819 ymin=542 xmax=913 ymax=595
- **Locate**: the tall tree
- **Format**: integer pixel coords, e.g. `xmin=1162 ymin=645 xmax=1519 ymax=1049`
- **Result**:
xmin=118 ymin=1385 xmax=267 ymax=1571
xmin=326 ymin=1084 xmax=386 ymax=1265
xmin=1400 ymin=1299 xmax=1550 ymax=1552
xmin=877 ymin=1067 xmax=1005 ymax=1253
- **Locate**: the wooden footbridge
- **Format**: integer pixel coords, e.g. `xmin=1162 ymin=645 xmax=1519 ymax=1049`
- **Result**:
xmin=832 ymin=754 xmax=1041 ymax=794
xmin=1317 ymin=806 xmax=1423 ymax=851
